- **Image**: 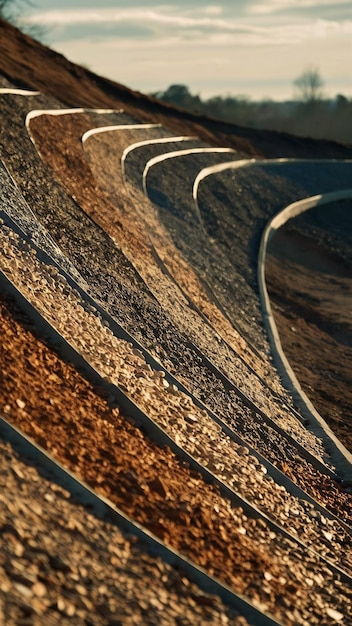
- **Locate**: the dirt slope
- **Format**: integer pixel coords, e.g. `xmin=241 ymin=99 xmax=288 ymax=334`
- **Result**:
xmin=1 ymin=16 xmax=352 ymax=626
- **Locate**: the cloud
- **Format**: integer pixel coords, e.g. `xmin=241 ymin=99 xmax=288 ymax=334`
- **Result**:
xmin=26 ymin=3 xmax=352 ymax=100
xmin=202 ymin=5 xmax=224 ymax=15
xmin=55 ymin=26 xmax=352 ymax=100
xmin=27 ymin=6 xmax=352 ymax=47
xmin=248 ymin=0 xmax=352 ymax=15
xmin=28 ymin=7 xmax=233 ymax=28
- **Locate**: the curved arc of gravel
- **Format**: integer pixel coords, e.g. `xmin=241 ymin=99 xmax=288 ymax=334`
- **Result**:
xmin=193 ymin=157 xmax=352 ymax=232
xmin=0 ymin=200 xmax=338 ymax=484
xmin=193 ymin=158 xmax=352 ymax=479
xmin=1 ymin=268 xmax=352 ymax=582
xmin=258 ymin=189 xmax=352 ymax=482
xmin=0 ymin=417 xmax=282 ymax=626
xmin=143 ymin=147 xmax=236 ymax=196
xmin=121 ymin=135 xmax=197 ymax=182
xmin=193 ymin=158 xmax=257 ymax=229
xmin=26 ymin=108 xmax=85 ymax=121
xmin=25 ymin=109 xmax=128 ymax=160
xmin=1 ymin=206 xmax=347 ymax=532
xmin=27 ymin=109 xmax=129 ymax=153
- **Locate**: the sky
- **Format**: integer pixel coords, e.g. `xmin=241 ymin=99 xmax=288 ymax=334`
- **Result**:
xmin=25 ymin=1 xmax=352 ymax=101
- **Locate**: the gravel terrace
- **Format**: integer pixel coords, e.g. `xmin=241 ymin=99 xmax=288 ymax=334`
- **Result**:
xmin=0 ymin=434 xmax=250 ymax=626
xmin=0 ymin=93 xmax=334 ymax=469
xmin=0 ymin=38 xmax=352 ymax=625
xmin=1 ymin=249 xmax=352 ymax=624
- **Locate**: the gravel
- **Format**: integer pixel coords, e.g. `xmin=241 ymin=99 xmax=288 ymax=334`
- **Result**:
xmin=1 ymin=225 xmax=352 ymax=579
xmin=0 ymin=438 xmax=248 ymax=626
xmin=0 ymin=93 xmax=333 ymax=465
xmin=1 ymin=84 xmax=352 ymax=625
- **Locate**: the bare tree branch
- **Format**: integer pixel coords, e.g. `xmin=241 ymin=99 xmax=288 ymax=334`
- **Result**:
xmin=293 ymin=66 xmax=324 ymax=103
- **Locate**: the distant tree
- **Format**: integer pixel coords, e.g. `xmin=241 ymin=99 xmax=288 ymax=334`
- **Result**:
xmin=0 ymin=0 xmax=25 ymax=21
xmin=153 ymin=82 xmax=352 ymax=143
xmin=0 ymin=0 xmax=46 ymax=41
xmin=293 ymin=66 xmax=324 ymax=103
xmin=153 ymin=84 xmax=199 ymax=110
xmin=152 ymin=84 xmax=202 ymax=114
xmin=335 ymin=94 xmax=349 ymax=109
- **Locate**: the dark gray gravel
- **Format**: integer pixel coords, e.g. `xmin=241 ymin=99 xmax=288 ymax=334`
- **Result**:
xmin=0 ymin=87 xmax=341 ymax=484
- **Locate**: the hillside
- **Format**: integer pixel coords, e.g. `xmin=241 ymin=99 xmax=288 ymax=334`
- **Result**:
xmin=2 ymin=19 xmax=352 ymax=160
xmin=0 ymin=18 xmax=352 ymax=626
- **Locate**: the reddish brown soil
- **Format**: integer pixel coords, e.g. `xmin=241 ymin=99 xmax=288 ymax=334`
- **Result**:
xmin=0 ymin=292 xmax=301 ymax=618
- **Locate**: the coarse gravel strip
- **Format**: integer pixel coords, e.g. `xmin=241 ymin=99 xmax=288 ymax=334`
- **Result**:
xmin=0 ymin=160 xmax=84 ymax=284
xmin=28 ymin=108 xmax=329 ymax=460
xmin=0 ymin=282 xmax=352 ymax=625
xmin=265 ymin=198 xmax=352 ymax=453
xmin=1 ymin=224 xmax=352 ymax=579
xmin=194 ymin=163 xmax=352 ymax=346
xmin=196 ymin=164 xmax=352 ymax=445
xmin=258 ymin=190 xmax=352 ymax=480
xmin=0 ymin=435 xmax=251 ymax=626
xmin=1 ymin=92 xmax=331 ymax=473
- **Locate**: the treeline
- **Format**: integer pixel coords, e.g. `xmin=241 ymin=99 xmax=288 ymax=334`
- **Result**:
xmin=152 ymin=84 xmax=352 ymax=144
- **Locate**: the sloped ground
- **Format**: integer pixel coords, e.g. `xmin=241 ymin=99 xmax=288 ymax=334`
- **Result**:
xmin=0 ymin=18 xmax=352 ymax=626
xmin=194 ymin=165 xmax=352 ymax=451
xmin=266 ymin=203 xmax=352 ymax=451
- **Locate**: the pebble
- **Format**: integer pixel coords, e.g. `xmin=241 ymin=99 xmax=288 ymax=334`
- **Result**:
xmin=326 ymin=608 xmax=344 ymax=621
